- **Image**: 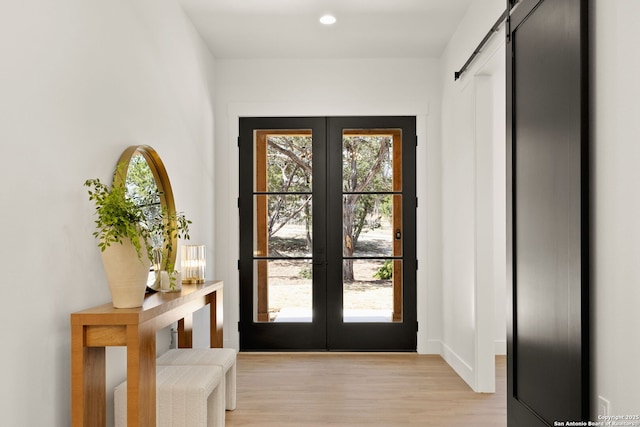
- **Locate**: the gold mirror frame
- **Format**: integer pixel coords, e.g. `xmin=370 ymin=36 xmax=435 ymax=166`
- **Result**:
xmin=114 ymin=145 xmax=177 ymax=272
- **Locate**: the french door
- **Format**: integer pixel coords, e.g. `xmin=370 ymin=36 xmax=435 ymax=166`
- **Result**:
xmin=239 ymin=116 xmax=417 ymax=351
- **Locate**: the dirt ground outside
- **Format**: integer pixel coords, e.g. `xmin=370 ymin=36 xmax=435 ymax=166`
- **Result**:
xmin=264 ymin=224 xmax=396 ymax=319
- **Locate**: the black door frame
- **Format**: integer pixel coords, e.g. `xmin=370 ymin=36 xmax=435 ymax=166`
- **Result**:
xmin=238 ymin=117 xmax=327 ymax=350
xmin=326 ymin=116 xmax=418 ymax=351
xmin=507 ymin=0 xmax=590 ymax=424
xmin=238 ymin=116 xmax=417 ymax=351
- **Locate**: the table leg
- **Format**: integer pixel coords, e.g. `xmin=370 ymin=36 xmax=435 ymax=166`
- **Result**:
xmin=126 ymin=323 xmax=156 ymax=426
xmin=71 ymin=324 xmax=106 ymax=427
xmin=208 ymin=288 xmax=224 ymax=348
xmin=177 ymin=314 xmax=193 ymax=348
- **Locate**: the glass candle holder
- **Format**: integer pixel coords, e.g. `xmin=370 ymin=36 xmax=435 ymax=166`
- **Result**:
xmin=181 ymin=245 xmax=206 ymax=284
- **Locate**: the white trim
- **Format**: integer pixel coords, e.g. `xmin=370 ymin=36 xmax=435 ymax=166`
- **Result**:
xmin=441 ymin=342 xmax=475 ymax=389
xmin=439 ymin=27 xmax=506 ymax=393
xmin=421 ymin=339 xmax=443 ymax=355
xmin=474 ymin=74 xmax=496 ymax=393
xmin=494 ymin=340 xmax=506 ymax=356
xmin=228 ymin=100 xmax=429 ymax=120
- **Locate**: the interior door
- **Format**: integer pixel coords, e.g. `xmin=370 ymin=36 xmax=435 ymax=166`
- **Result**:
xmin=238 ymin=116 xmax=417 ymax=351
xmin=507 ymin=0 xmax=590 ymax=425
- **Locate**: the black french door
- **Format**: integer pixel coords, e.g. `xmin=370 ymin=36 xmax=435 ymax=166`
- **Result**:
xmin=239 ymin=116 xmax=417 ymax=351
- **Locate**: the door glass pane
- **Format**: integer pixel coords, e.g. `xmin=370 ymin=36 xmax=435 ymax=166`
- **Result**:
xmin=253 ymin=129 xmax=314 ymax=324
xmin=254 ymin=132 xmax=313 ymax=193
xmin=254 ymin=195 xmax=313 ymax=258
xmin=342 ymin=133 xmax=397 ymax=193
xmin=342 ymin=129 xmax=403 ymax=324
xmin=253 ymin=260 xmax=313 ymax=323
xmin=343 ymin=194 xmax=402 ymax=257
xmin=342 ymin=259 xmax=402 ymax=323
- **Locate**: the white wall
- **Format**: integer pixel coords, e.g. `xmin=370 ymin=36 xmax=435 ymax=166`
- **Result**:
xmin=213 ymin=58 xmax=443 ymax=353
xmin=439 ymin=0 xmax=640 ymax=410
xmin=591 ymin=0 xmax=640 ymax=416
xmin=439 ymin=0 xmax=506 ymax=391
xmin=0 ymin=0 xmax=216 ymax=425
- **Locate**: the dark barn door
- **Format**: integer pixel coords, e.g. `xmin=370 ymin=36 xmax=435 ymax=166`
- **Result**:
xmin=507 ymin=0 xmax=589 ymax=426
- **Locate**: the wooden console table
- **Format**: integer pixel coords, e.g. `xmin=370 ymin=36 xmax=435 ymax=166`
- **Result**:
xmin=70 ymin=280 xmax=223 ymax=427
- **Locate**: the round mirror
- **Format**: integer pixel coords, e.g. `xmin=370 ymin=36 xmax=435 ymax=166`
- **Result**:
xmin=114 ymin=145 xmax=177 ymax=286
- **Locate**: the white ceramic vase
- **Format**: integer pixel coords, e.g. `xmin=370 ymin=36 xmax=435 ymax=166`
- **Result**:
xmin=100 ymin=237 xmax=150 ymax=308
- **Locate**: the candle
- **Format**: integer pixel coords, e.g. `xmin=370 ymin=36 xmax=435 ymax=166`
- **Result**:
xmin=181 ymin=245 xmax=206 ymax=284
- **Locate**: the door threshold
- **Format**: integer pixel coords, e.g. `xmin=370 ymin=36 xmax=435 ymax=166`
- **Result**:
xmin=273 ymin=308 xmax=394 ymax=323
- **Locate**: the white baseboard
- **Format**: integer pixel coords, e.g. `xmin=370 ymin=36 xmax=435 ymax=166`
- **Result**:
xmin=421 ymin=339 xmax=443 ymax=355
xmin=441 ymin=342 xmax=475 ymax=390
xmin=494 ymin=340 xmax=506 ymax=355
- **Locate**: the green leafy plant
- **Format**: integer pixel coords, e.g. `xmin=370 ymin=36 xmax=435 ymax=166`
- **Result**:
xmin=373 ymin=260 xmax=393 ymax=280
xmin=152 ymin=207 xmax=191 ymax=269
xmin=85 ymin=163 xmax=191 ymax=271
xmin=153 ymin=209 xmax=191 ymax=291
xmin=167 ymin=269 xmax=181 ymax=291
xmin=299 ymin=266 xmax=313 ymax=279
xmin=85 ymin=163 xmax=151 ymax=262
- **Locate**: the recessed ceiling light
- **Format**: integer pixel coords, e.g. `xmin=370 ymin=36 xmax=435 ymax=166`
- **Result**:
xmin=319 ymin=14 xmax=337 ymax=25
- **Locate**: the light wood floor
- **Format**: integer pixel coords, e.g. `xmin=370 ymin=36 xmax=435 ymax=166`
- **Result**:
xmin=226 ymin=353 xmax=506 ymax=427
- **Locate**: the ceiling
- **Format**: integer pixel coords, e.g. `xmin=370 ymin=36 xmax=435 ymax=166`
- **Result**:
xmin=177 ymin=0 xmax=474 ymax=59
